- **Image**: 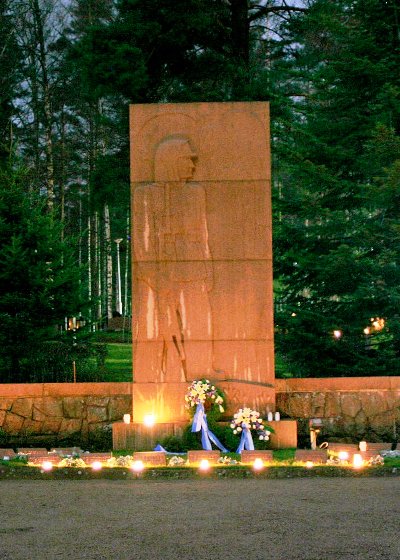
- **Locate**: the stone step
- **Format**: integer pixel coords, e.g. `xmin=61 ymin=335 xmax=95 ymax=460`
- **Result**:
xmin=295 ymin=450 xmax=328 ymax=464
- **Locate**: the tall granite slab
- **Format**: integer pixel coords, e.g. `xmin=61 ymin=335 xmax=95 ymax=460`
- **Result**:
xmin=130 ymin=102 xmax=275 ymax=423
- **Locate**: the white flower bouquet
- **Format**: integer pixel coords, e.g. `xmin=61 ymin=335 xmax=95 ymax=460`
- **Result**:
xmin=185 ymin=379 xmax=224 ymax=414
xmin=230 ymin=407 xmax=272 ymax=442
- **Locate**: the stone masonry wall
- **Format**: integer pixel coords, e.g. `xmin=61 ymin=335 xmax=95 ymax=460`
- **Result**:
xmin=0 ymin=383 xmax=131 ymax=443
xmin=0 ymin=378 xmax=399 ymax=443
xmin=275 ymin=377 xmax=400 ymax=441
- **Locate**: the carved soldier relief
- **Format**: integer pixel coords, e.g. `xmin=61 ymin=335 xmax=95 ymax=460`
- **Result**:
xmin=133 ymin=136 xmax=213 ymax=382
xmin=130 ymin=102 xmax=274 ymax=402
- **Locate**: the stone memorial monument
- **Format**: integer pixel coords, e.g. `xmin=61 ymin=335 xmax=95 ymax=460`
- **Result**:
xmin=129 ymin=101 xmax=275 ymax=432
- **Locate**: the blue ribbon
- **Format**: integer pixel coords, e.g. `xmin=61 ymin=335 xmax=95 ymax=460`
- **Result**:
xmin=191 ymin=403 xmax=228 ymax=452
xmin=236 ymin=425 xmax=254 ymax=454
xmin=153 ymin=444 xmax=185 ymax=455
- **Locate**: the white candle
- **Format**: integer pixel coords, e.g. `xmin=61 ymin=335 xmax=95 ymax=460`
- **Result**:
xmin=359 ymin=441 xmax=367 ymax=452
xmin=267 ymin=412 xmax=273 ymax=422
xmin=123 ymin=414 xmax=131 ymax=424
xmin=274 ymin=412 xmax=280 ymax=421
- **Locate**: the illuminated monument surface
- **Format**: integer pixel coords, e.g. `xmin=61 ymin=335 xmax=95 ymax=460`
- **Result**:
xmin=130 ymin=102 xmax=275 ymax=423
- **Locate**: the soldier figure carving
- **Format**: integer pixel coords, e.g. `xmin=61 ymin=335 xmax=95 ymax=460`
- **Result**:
xmin=133 ymin=136 xmax=213 ymax=383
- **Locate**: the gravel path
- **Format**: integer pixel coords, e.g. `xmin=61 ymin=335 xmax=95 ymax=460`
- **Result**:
xmin=0 ymin=478 xmax=399 ymax=560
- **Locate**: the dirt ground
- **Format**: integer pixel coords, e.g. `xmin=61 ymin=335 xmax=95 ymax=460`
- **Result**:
xmin=0 ymin=478 xmax=399 ymax=560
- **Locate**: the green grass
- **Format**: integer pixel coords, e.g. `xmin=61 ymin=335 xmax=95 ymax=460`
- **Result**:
xmin=96 ymin=342 xmax=292 ymax=382
xmin=273 ymin=448 xmax=297 ymax=461
xmin=102 ymin=343 xmax=132 ymax=382
xmin=275 ymin=353 xmax=294 ymax=378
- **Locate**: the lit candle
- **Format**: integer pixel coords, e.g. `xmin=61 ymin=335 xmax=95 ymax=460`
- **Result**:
xmin=131 ymin=460 xmax=144 ymax=473
xmin=353 ymin=454 xmax=364 ymax=469
xmin=199 ymin=459 xmax=210 ymax=472
xmin=143 ymin=414 xmax=155 ymax=427
xmin=267 ymin=412 xmax=273 ymax=422
xmin=359 ymin=441 xmax=367 ymax=452
xmin=274 ymin=412 xmax=280 ymax=421
xmin=123 ymin=414 xmax=131 ymax=424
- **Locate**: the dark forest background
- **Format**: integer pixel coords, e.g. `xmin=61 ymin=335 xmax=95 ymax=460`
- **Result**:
xmin=1 ymin=0 xmax=399 ymax=380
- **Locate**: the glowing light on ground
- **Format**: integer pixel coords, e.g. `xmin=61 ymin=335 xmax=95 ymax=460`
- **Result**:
xmin=338 ymin=451 xmax=349 ymax=461
xmin=91 ymin=461 xmax=103 ymax=471
xmin=353 ymin=454 xmax=364 ymax=469
xmin=199 ymin=459 xmax=210 ymax=472
xmin=253 ymin=458 xmax=264 ymax=471
xmin=131 ymin=460 xmax=145 ymax=473
xmin=41 ymin=461 xmax=53 ymax=472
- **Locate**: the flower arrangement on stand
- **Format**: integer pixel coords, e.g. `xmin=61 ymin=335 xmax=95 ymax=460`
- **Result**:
xmin=185 ymin=379 xmax=228 ymax=452
xmin=185 ymin=379 xmax=225 ymax=415
xmin=230 ymin=407 xmax=273 ymax=453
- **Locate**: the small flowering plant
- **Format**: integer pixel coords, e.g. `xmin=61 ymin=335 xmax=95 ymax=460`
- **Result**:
xmin=185 ymin=379 xmax=225 ymax=414
xmin=230 ymin=407 xmax=272 ymax=441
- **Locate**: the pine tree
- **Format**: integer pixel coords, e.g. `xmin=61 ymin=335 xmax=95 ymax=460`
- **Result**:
xmin=0 ymin=164 xmax=82 ymax=381
xmin=273 ymin=0 xmax=400 ymax=376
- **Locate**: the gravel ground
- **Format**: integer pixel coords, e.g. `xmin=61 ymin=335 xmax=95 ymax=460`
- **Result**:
xmin=0 ymin=478 xmax=399 ymax=560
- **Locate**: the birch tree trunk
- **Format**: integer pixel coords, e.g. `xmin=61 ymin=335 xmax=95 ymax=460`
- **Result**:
xmin=104 ymin=203 xmax=113 ymax=321
xmin=123 ymin=210 xmax=130 ymax=318
xmin=94 ymin=211 xmax=102 ymax=323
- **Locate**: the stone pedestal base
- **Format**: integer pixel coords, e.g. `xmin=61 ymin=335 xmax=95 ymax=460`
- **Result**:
xmin=112 ymin=421 xmax=187 ymax=451
xmin=268 ymin=420 xmax=297 ymax=449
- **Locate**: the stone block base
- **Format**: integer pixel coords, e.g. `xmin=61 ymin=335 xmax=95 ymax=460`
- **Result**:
xmin=294 ymin=449 xmax=328 ymax=464
xmin=268 ymin=420 xmax=297 ymax=449
xmin=112 ymin=421 xmax=187 ymax=451
xmin=187 ymin=450 xmax=221 ymax=465
xmin=240 ymin=450 xmax=273 ymax=464
xmin=132 ymin=451 xmax=167 ymax=466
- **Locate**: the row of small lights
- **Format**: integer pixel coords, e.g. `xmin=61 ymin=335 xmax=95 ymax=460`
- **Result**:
xmin=40 ymin=459 xmax=148 ymax=473
xmin=38 ymin=453 xmax=367 ymax=473
xmin=39 ymin=458 xmax=268 ymax=473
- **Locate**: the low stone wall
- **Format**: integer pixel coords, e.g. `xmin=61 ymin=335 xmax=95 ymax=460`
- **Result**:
xmin=0 ymin=383 xmax=131 ymax=444
xmin=275 ymin=377 xmax=400 ymax=441
xmin=1 ymin=377 xmax=399 ymax=444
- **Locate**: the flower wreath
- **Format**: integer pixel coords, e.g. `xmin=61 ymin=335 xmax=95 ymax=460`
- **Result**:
xmin=185 ymin=379 xmax=225 ymax=415
xmin=186 ymin=379 xmax=228 ymax=452
xmin=230 ymin=407 xmax=273 ymax=453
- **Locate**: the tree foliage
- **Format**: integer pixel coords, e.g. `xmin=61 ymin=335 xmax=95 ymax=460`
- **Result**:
xmin=273 ymin=0 xmax=400 ymax=376
xmin=0 ymin=164 xmax=83 ymax=381
xmin=1 ymin=0 xmax=399 ymax=378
